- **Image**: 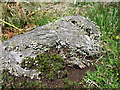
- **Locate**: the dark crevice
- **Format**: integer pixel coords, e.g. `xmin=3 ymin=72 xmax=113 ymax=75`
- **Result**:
xmin=71 ymin=20 xmax=77 ymax=25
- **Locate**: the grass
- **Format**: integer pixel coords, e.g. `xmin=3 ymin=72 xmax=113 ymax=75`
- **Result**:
xmin=81 ymin=3 xmax=120 ymax=88
xmin=1 ymin=2 xmax=120 ymax=88
xmin=1 ymin=2 xmax=77 ymax=40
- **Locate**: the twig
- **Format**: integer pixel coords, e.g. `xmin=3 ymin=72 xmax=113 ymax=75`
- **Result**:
xmin=0 ymin=19 xmax=22 ymax=31
xmin=95 ymin=55 xmax=104 ymax=63
xmin=86 ymin=78 xmax=99 ymax=88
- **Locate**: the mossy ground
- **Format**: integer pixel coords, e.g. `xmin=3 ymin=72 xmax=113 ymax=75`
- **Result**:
xmin=21 ymin=53 xmax=68 ymax=81
xmin=2 ymin=65 xmax=95 ymax=88
xmin=2 ymin=69 xmax=47 ymax=88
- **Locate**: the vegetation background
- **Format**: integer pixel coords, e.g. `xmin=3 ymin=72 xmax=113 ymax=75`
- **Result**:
xmin=0 ymin=2 xmax=120 ymax=88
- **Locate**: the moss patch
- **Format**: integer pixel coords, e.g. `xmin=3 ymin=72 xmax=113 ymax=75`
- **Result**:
xmin=2 ymin=70 xmax=47 ymax=88
xmin=21 ymin=53 xmax=68 ymax=80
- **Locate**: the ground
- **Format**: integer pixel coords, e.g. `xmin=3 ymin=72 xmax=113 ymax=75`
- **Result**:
xmin=2 ymin=65 xmax=96 ymax=88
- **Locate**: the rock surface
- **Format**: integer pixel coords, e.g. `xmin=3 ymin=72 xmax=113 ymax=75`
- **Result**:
xmin=1 ymin=15 xmax=101 ymax=79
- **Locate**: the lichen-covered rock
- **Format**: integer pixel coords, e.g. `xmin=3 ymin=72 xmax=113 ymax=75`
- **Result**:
xmin=1 ymin=15 xmax=101 ymax=79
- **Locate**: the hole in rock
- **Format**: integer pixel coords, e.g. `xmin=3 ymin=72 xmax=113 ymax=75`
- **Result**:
xmin=71 ymin=20 xmax=77 ymax=25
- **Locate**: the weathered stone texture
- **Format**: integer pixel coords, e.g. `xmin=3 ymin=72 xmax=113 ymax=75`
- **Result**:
xmin=1 ymin=15 xmax=101 ymax=79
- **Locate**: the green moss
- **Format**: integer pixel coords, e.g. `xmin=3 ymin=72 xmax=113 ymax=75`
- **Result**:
xmin=21 ymin=53 xmax=68 ymax=80
xmin=2 ymin=70 xmax=47 ymax=88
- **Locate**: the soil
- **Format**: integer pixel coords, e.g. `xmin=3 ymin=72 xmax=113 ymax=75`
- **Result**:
xmin=41 ymin=66 xmax=96 ymax=88
xmin=2 ymin=65 xmax=96 ymax=88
